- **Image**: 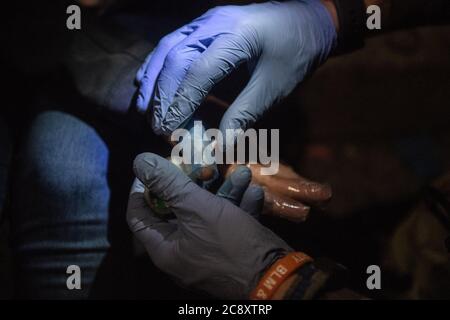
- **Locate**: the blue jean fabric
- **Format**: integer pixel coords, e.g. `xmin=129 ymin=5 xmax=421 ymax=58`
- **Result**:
xmin=4 ymin=10 xmax=204 ymax=300
xmin=9 ymin=109 xmax=147 ymax=299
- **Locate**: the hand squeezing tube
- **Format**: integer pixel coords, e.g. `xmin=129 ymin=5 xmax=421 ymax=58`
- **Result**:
xmin=144 ymin=119 xmax=217 ymax=217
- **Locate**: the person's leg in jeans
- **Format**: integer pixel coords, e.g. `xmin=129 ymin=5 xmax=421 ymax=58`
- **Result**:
xmin=10 ymin=110 xmax=135 ymax=299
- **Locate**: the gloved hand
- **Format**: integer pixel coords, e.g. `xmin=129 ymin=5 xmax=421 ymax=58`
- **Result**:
xmin=136 ymin=0 xmax=337 ymax=136
xmin=127 ymin=153 xmax=292 ymax=299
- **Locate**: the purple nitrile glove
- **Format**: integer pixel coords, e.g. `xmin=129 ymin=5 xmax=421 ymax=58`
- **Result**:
xmin=136 ymin=0 xmax=336 ymax=136
xmin=127 ymin=153 xmax=292 ymax=298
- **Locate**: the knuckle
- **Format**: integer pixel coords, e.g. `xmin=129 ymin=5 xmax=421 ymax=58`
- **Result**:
xmin=235 ymin=19 xmax=259 ymax=38
xmin=165 ymin=48 xmax=182 ymax=66
xmin=158 ymin=33 xmax=177 ymax=49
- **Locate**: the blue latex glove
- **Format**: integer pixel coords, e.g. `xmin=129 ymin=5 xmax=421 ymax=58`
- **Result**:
xmin=127 ymin=153 xmax=292 ymax=298
xmin=136 ymin=0 xmax=336 ymax=136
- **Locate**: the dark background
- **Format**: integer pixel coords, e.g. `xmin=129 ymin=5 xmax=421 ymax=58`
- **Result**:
xmin=1 ymin=1 xmax=449 ymax=299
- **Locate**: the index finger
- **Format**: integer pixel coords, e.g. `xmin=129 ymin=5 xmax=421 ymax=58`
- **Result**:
xmin=159 ymin=33 xmax=251 ymax=135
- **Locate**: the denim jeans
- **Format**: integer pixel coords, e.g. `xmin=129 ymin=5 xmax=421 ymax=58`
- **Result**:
xmin=3 ymin=8 xmax=207 ymax=299
xmin=8 ymin=107 xmax=162 ymax=299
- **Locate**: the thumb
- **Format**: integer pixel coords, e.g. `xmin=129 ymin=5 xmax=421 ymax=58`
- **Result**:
xmin=219 ymin=62 xmax=292 ymax=134
xmin=133 ymin=152 xmax=223 ymax=226
xmin=127 ymin=178 xmax=176 ymax=262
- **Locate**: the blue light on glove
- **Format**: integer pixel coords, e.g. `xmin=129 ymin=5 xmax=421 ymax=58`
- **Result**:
xmin=136 ymin=0 xmax=337 ymax=136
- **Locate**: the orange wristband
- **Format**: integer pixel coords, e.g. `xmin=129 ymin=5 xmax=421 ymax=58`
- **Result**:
xmin=250 ymin=252 xmax=313 ymax=300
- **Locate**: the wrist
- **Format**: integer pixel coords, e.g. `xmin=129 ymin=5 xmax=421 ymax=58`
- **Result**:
xmin=279 ymin=262 xmax=333 ymax=300
xmin=251 ymin=254 xmax=350 ymax=300
xmin=272 ymin=272 xmax=300 ymax=299
xmin=250 ymin=252 xmax=313 ymax=300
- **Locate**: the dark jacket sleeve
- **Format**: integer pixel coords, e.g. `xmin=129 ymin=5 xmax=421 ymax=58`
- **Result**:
xmin=390 ymin=0 xmax=450 ymax=29
xmin=64 ymin=14 xmax=153 ymax=114
xmin=4 ymin=1 xmax=154 ymax=114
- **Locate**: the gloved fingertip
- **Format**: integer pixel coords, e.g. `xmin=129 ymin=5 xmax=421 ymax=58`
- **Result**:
xmin=136 ymin=68 xmax=145 ymax=84
xmin=130 ymin=177 xmax=146 ymax=194
xmin=217 ymin=165 xmax=252 ymax=205
xmin=240 ymin=184 xmax=265 ymax=219
xmin=151 ymin=113 xmax=163 ymax=136
xmin=160 ymin=117 xmax=183 ymax=136
xmin=160 ymin=123 xmax=176 ymax=136
xmin=133 ymin=153 xmax=160 ymax=184
xmin=219 ymin=119 xmax=237 ymax=135
xmin=230 ymin=165 xmax=252 ymax=187
xmin=218 ymin=118 xmax=249 ymax=154
xmin=136 ymin=94 xmax=147 ymax=113
xmin=136 ymin=50 xmax=155 ymax=83
xmin=133 ymin=152 xmax=156 ymax=168
xmin=246 ymin=184 xmax=265 ymax=201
